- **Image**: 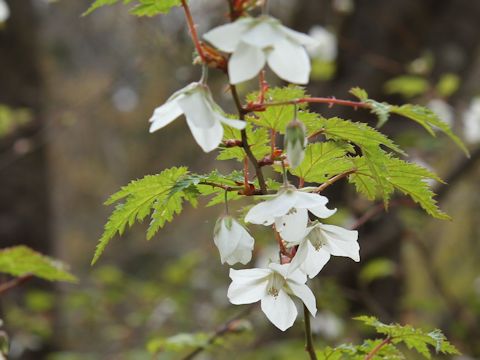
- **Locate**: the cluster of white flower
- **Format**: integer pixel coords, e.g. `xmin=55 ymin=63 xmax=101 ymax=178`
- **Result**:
xmin=149 ymin=13 xmax=360 ymax=331
xmin=215 ymin=186 xmax=359 ymax=330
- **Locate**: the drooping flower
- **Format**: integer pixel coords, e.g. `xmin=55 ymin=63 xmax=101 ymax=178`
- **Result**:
xmin=463 ymin=97 xmax=480 ymax=144
xmin=288 ymin=222 xmax=359 ymax=278
xmin=245 ymin=186 xmax=336 ymax=244
xmin=307 ymin=26 xmax=337 ymax=62
xmin=149 ymin=82 xmax=245 ymax=152
xmin=203 ymin=16 xmax=319 ymax=85
xmin=285 ymin=118 xmax=307 ymax=169
xmin=213 ymin=216 xmax=254 ymax=266
xmin=227 ymin=263 xmax=317 ymax=331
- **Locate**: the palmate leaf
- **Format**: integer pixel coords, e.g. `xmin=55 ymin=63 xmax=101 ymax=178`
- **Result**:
xmin=355 ymin=316 xmax=460 ymax=358
xmin=0 ymin=246 xmax=76 ymax=283
xmin=93 ymin=166 xmax=192 ymax=264
xmin=349 ymin=154 xmax=449 ymax=219
xmin=83 ymin=0 xmax=181 ymax=17
xmin=289 ymin=141 xmax=354 ymax=183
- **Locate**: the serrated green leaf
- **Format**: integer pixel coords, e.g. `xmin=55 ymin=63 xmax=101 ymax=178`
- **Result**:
xmin=350 ymin=87 xmax=369 ymax=101
xmin=93 ymin=167 xmax=191 ymax=264
xmin=217 ymin=124 xmax=270 ymax=162
xmin=289 ymin=141 xmax=354 ymax=183
xmin=384 ymin=75 xmax=429 ymax=98
xmin=83 ymin=0 xmax=180 ymax=17
xmin=0 ymin=246 xmax=76 ymax=283
xmin=390 ymin=104 xmax=469 ymax=156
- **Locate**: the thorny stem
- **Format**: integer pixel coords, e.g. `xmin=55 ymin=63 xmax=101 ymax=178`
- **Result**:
xmin=315 ymin=169 xmax=357 ymax=193
xmin=0 ymin=274 xmax=33 ymax=296
xmin=246 ymin=97 xmax=370 ymax=112
xmin=364 ymin=337 xmax=391 ymax=360
xmin=303 ymin=305 xmax=318 ymax=360
xmin=180 ymin=0 xmax=207 ymax=63
xmin=231 ymin=85 xmax=268 ymax=194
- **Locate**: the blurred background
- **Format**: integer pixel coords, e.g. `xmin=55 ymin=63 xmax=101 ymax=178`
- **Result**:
xmin=0 ymin=0 xmax=479 ymax=359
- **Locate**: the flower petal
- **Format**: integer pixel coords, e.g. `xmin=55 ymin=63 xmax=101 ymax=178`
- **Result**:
xmin=287 ymin=281 xmax=317 ymax=316
xmin=149 ymin=99 xmax=183 ymax=133
xmin=203 ymin=18 xmax=252 ymax=53
xmin=177 ymin=89 xmax=216 ymax=129
xmin=228 ymin=268 xmax=270 ymax=304
xmin=320 ymin=224 xmax=360 ymax=261
xmin=214 ymin=217 xmax=240 ymax=264
xmin=274 ymin=208 xmax=308 ymax=244
xmin=261 ymin=289 xmax=297 ymax=331
xmin=302 ymin=241 xmax=331 ymax=278
xmin=186 ymin=117 xmax=223 ymax=152
xmin=267 ymin=38 xmax=310 ymax=84
xmin=242 ymin=20 xmax=282 ymax=49
xmin=229 ymin=42 xmax=266 ymax=84
xmin=218 ymin=116 xmax=247 ymax=130
xmin=287 ymin=239 xmax=309 ymax=274
xmin=245 ymin=191 xmax=297 ymax=226
xmin=279 ymin=25 xmax=320 ymax=47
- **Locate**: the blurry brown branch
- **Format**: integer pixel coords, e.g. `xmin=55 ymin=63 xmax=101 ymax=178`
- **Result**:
xmin=364 ymin=337 xmax=391 ymax=360
xmin=0 ymin=274 xmax=33 ymax=296
xmin=303 ymin=305 xmax=317 ymax=360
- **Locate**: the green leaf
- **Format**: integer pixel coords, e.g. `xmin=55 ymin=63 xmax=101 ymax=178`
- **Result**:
xmin=320 ymin=117 xmax=405 ymax=155
xmin=289 ymin=141 xmax=354 ymax=183
xmin=350 ymin=87 xmax=369 ymax=101
xmin=350 ymin=154 xmax=449 ymax=219
xmin=246 ymin=86 xmax=309 ymax=133
xmin=351 ymin=87 xmax=394 ymax=127
xmin=384 ymin=75 xmax=430 ymax=98
xmin=147 ymin=332 xmax=210 ymax=354
xmin=217 ymin=124 xmax=270 ymax=162
xmin=93 ymin=167 xmax=192 ymax=264
xmin=83 ymin=0 xmax=180 ymax=17
xmin=359 ymin=258 xmax=396 ymax=284
xmin=0 ymin=246 xmax=76 ymax=283
xmin=436 ymin=73 xmax=460 ymax=98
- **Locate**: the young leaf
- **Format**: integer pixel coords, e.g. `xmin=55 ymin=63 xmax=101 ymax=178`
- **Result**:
xmin=289 ymin=141 xmax=354 ymax=183
xmin=0 ymin=246 xmax=77 ymax=283
xmin=93 ymin=167 xmax=192 ymax=264
xmin=390 ymin=104 xmax=469 ymax=156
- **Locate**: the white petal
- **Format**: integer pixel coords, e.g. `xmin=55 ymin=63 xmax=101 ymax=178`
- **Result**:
xmin=302 ymin=241 xmax=331 ymax=278
xmin=287 ymin=281 xmax=317 ymax=316
xmin=227 ymin=220 xmax=255 ymax=265
xmin=267 ymin=38 xmax=311 ymax=84
xmin=177 ymin=89 xmax=216 ymax=129
xmin=218 ymin=116 xmax=247 ymax=130
xmin=292 ymin=192 xmax=336 ymax=219
xmin=241 ymin=20 xmax=282 ymax=49
xmin=261 ymin=289 xmax=297 ymax=331
xmin=186 ymin=117 xmax=223 ymax=152
xmin=213 ymin=217 xmax=240 ymax=264
xmin=320 ymin=224 xmax=360 ymax=261
xmin=274 ymin=208 xmax=308 ymax=244
xmin=203 ymin=18 xmax=252 ymax=53
xmin=228 ymin=268 xmax=270 ymax=304
xmin=245 ymin=191 xmax=297 ymax=226
xmin=287 ymin=239 xmax=309 ymax=274
xmin=229 ymin=42 xmax=266 ymax=84
xmin=279 ymin=25 xmax=320 ymax=47
xmin=148 ymin=99 xmax=183 ymax=133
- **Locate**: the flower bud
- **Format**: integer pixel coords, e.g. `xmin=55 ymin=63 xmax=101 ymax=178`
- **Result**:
xmin=285 ymin=119 xmax=307 ymax=169
xmin=213 ymin=216 xmax=255 ymax=266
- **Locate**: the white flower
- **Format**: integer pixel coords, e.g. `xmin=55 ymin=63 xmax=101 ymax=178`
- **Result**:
xmin=245 ymin=186 xmax=336 ymax=244
xmin=228 ymin=263 xmax=317 ymax=331
xmin=203 ymin=16 xmax=319 ymax=85
xmin=463 ymin=97 xmax=480 ymax=144
xmin=288 ymin=222 xmax=359 ymax=278
xmin=307 ymin=26 xmax=337 ymax=62
xmin=149 ymin=82 xmax=245 ymax=152
xmin=0 ymin=0 xmax=9 ymax=23
xmin=213 ymin=216 xmax=254 ymax=266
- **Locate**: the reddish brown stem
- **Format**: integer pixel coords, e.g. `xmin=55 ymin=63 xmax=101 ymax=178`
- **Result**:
xmin=315 ymin=169 xmax=357 ymax=193
xmin=298 ymin=177 xmax=305 ymax=188
xmin=246 ymin=97 xmax=370 ymax=112
xmin=364 ymin=337 xmax=391 ymax=360
xmin=180 ymin=0 xmax=207 ymax=63
xmin=0 ymin=274 xmax=33 ymax=296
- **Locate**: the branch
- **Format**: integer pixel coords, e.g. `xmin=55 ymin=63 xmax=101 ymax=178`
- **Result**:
xmin=303 ymin=305 xmax=318 ymax=360
xmin=180 ymin=0 xmax=207 ymax=63
xmin=0 ymin=274 xmax=33 ymax=296
xmin=364 ymin=337 xmax=391 ymax=360
xmin=246 ymin=97 xmax=370 ymax=113
xmin=315 ymin=169 xmax=357 ymax=193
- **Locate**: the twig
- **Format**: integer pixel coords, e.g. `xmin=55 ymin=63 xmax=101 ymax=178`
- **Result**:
xmin=180 ymin=0 xmax=207 ymax=63
xmin=315 ymin=169 xmax=357 ymax=193
xmin=364 ymin=337 xmax=391 ymax=360
xmin=303 ymin=305 xmax=318 ymax=360
xmin=182 ymin=306 xmax=254 ymax=360
xmin=0 ymin=274 xmax=33 ymax=296
xmin=246 ymin=97 xmax=370 ymax=113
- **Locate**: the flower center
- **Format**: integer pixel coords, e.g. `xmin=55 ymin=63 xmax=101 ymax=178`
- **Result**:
xmin=267 ymin=272 xmax=286 ymax=298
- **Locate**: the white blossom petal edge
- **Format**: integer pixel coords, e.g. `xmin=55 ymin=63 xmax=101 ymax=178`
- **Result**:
xmin=228 ymin=263 xmax=317 ymax=331
xmin=289 ymin=222 xmax=359 ymax=278
xmin=213 ymin=216 xmax=254 ymax=266
xmin=245 ymin=186 xmax=336 ymax=244
xmin=149 ymin=82 xmax=245 ymax=152
xmin=203 ymin=16 xmax=319 ymax=85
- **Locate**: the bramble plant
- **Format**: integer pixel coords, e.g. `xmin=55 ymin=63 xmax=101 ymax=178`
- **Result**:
xmin=85 ymin=0 xmax=466 ymax=358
